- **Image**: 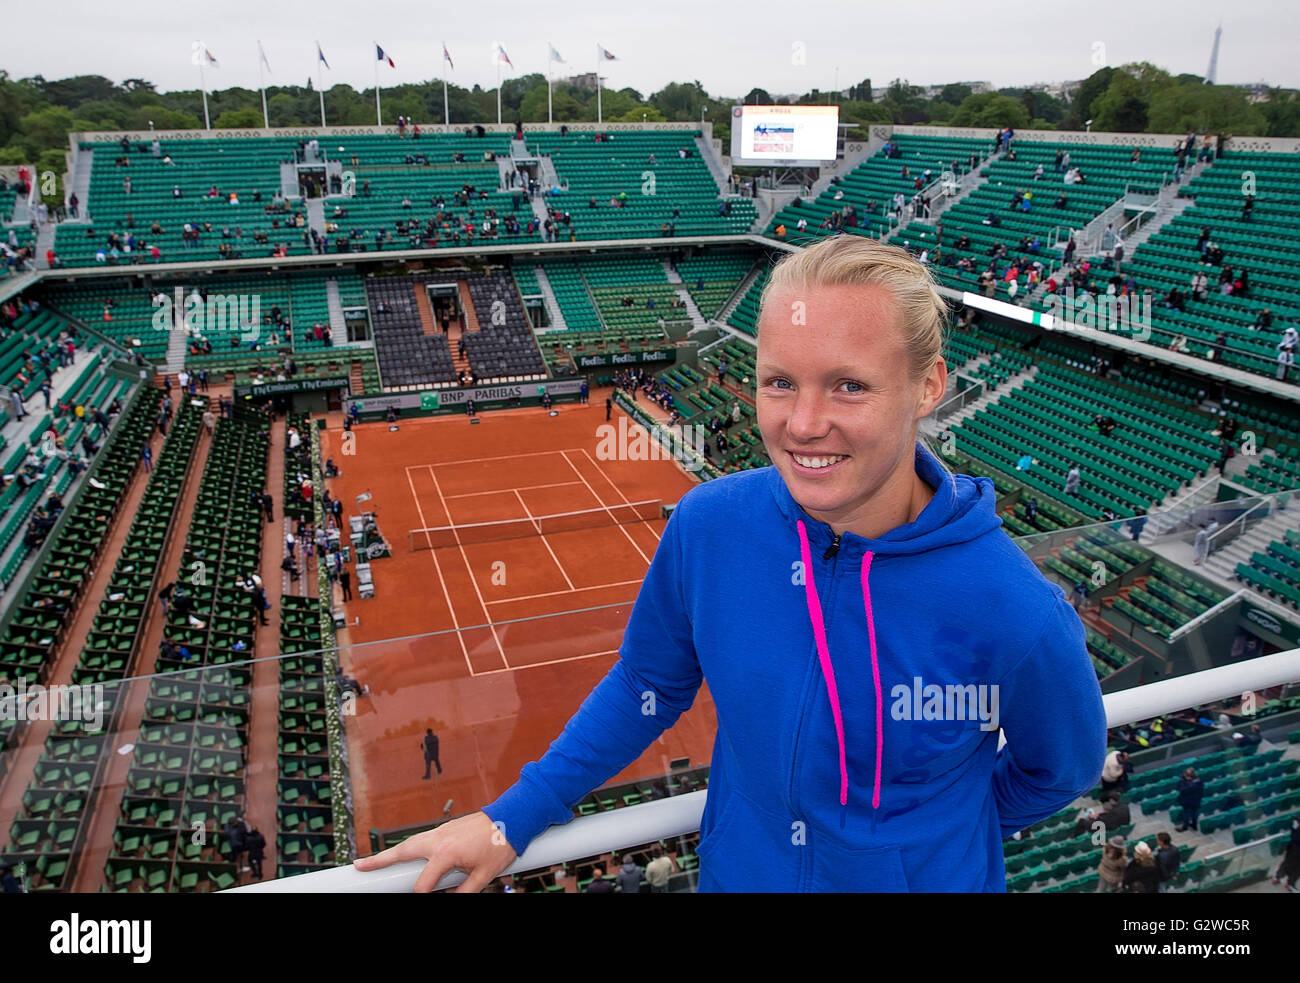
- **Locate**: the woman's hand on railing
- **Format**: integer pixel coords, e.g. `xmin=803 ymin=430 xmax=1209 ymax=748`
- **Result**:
xmin=352 ymin=811 xmax=517 ymax=893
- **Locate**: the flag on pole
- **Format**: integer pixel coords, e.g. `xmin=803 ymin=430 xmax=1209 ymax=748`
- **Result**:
xmin=316 ymin=42 xmax=330 ymax=69
xmin=549 ymin=44 xmax=566 ymax=63
xmin=493 ymin=42 xmax=513 ymax=69
xmin=443 ymin=43 xmax=454 ymax=70
xmin=202 ymin=43 xmax=220 ymax=68
xmin=599 ymin=45 xmax=617 ymax=60
xmin=258 ymin=41 xmax=271 ymax=72
xmin=376 ymin=44 xmax=395 ymax=68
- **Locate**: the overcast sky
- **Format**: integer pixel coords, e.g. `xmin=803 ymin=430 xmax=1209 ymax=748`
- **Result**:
xmin=2 ymin=0 xmax=1294 ymax=98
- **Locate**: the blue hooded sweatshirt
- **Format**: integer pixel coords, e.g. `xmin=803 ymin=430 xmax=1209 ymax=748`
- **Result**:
xmin=484 ymin=441 xmax=1108 ymax=891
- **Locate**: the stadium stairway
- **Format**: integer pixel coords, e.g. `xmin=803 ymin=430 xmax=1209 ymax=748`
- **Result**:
xmin=529 ymin=194 xmax=550 ymax=228
xmin=693 ymin=133 xmax=729 ymax=198
xmin=164 ymin=323 xmax=186 ymax=375
xmin=673 ymin=289 xmax=708 ymax=332
xmin=1203 ymin=508 xmax=1300 ymax=585
xmin=34 ymin=223 xmax=56 ymax=268
xmin=305 ymin=199 xmax=326 ymax=237
xmin=325 ymin=278 xmax=347 ymax=339
xmin=533 ymin=267 xmax=568 ymax=331
xmin=714 ymin=263 xmax=764 ymax=327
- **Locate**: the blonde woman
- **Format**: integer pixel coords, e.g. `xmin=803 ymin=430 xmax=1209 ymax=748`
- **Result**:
xmin=358 ymin=236 xmax=1107 ymax=893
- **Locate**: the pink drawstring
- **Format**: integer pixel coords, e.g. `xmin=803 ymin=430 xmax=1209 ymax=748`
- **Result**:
xmin=795 ymin=520 xmax=883 ymax=810
xmin=861 ymin=551 xmax=883 ymax=810
xmin=797 ymin=520 xmax=848 ymax=806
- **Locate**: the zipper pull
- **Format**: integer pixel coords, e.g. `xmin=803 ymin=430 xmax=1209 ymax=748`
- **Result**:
xmin=823 ymin=532 xmax=842 ymax=561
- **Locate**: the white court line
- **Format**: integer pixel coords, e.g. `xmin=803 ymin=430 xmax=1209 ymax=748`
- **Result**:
xmin=471 ymin=649 xmax=622 ymax=677
xmin=513 ymin=488 xmax=575 ymax=591
xmin=444 ymin=481 xmax=584 ymax=500
xmin=426 ymin=465 xmax=508 ymax=670
xmin=405 ymin=467 xmax=472 ymax=676
xmin=558 ymin=450 xmax=652 ymax=567
xmin=485 ymin=578 xmax=644 ymax=605
xmin=580 ymin=447 xmax=664 ymax=543
xmin=405 ymin=448 xmax=571 ymax=471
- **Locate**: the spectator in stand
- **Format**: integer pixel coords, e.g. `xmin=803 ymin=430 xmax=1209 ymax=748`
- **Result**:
xmin=1175 ymin=767 xmax=1204 ymax=831
xmin=1096 ymin=836 xmax=1126 ymax=893
xmin=1123 ymin=842 xmax=1161 ymax=894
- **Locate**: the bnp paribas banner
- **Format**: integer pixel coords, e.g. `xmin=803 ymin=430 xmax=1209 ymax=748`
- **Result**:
xmin=574 ymin=350 xmax=674 ymax=369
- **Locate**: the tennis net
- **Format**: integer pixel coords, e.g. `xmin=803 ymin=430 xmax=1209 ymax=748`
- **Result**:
xmin=409 ymin=499 xmax=663 ymax=551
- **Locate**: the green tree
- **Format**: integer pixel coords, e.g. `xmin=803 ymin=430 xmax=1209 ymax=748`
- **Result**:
xmin=949 ymin=93 xmax=1028 ymax=129
xmin=1062 ymin=66 xmax=1116 ymax=129
xmin=213 ymin=107 xmax=264 ymax=128
xmin=1091 ymin=72 xmax=1149 ymax=132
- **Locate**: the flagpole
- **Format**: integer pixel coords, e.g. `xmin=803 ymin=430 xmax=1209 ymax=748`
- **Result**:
xmin=374 ymin=47 xmax=382 ymax=127
xmin=547 ymin=44 xmax=553 ymax=126
xmin=317 ymin=42 xmax=326 ymax=127
xmin=596 ymin=43 xmax=601 ymax=124
xmin=496 ymin=61 xmax=502 ymax=126
xmin=199 ymin=58 xmax=211 ymax=130
xmin=442 ymin=46 xmax=450 ymax=133
xmin=258 ymin=42 xmax=269 ymax=130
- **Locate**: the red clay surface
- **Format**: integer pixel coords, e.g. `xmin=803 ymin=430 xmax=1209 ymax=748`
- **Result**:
xmin=320 ymin=392 xmax=717 ymax=847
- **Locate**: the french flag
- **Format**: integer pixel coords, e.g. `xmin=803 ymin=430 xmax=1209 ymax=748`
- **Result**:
xmin=376 ymin=44 xmax=395 ymax=68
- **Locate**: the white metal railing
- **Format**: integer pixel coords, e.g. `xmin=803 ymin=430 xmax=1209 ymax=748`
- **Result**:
xmin=1209 ymin=495 xmax=1275 ymax=555
xmin=226 ymin=647 xmax=1300 ymax=893
xmin=1167 ymin=590 xmax=1245 ymax=641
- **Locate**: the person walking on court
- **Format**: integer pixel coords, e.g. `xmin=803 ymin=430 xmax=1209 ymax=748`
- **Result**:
xmin=340 ymin=567 xmax=352 ymax=601
xmin=580 ymin=380 xmax=589 ymax=404
xmin=421 ymin=728 xmax=442 ymax=779
xmin=605 ymin=396 xmax=613 ymax=421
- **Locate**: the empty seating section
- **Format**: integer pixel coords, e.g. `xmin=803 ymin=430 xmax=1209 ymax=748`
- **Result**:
xmin=533 ymin=256 xmax=678 ymax=371
xmin=531 ymin=131 xmax=754 ymax=239
xmin=584 ymin=255 xmax=676 ymax=339
xmin=950 ymin=349 xmax=1221 ymax=520
xmin=726 ymin=265 xmax=770 ymax=337
xmin=321 ymin=133 xmax=522 ymax=250
xmin=366 ymin=275 xmax=456 ymax=390
xmin=462 ymin=270 xmax=547 ymax=382
xmin=1 ymin=307 xmax=73 ymax=399
xmin=672 ymin=249 xmax=755 ymax=318
xmin=0 ymin=391 xmax=199 ymax=889
xmin=75 ymin=397 xmax=203 ymax=689
xmin=45 ymin=280 xmax=170 ymax=363
xmin=278 ymin=594 xmax=335 ymax=877
xmin=103 ymin=406 xmax=268 ymax=892
xmin=1099 ymin=152 xmax=1300 ymax=380
xmin=768 ymin=135 xmax=990 ymax=244
xmin=1100 ymin=557 xmax=1231 ymax=642
xmin=56 ymin=136 xmax=310 ymax=267
xmin=0 ymin=351 xmax=127 ymax=587
xmin=1235 ymin=528 xmax=1300 ymax=609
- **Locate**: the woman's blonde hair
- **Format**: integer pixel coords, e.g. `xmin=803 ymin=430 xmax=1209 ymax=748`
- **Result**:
xmin=758 ymin=236 xmax=949 ymax=382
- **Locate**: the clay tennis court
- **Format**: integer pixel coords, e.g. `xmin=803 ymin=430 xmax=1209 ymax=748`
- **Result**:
xmin=319 ymin=393 xmax=717 ymax=844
